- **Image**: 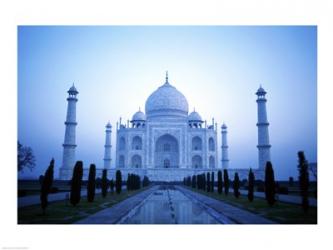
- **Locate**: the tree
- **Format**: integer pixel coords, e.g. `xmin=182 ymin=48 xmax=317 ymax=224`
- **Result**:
xmin=101 ymin=169 xmax=108 ymax=198
xmin=40 ymin=158 xmax=54 ymax=214
xmin=223 ymin=169 xmax=229 ymax=195
xmin=289 ymin=176 xmax=294 ymax=187
xmin=115 ymin=170 xmax=122 ymax=194
xmin=203 ymin=173 xmax=206 ymax=191
xmin=70 ymin=161 xmax=83 ymax=206
xmin=87 ymin=164 xmax=96 ymax=202
xmin=233 ymin=172 xmax=240 ymax=198
xmin=126 ymin=173 xmax=131 ymax=190
xmin=110 ymin=179 xmax=115 ymax=192
xmin=18 ymin=141 xmax=36 ymax=172
xmin=217 ymin=170 xmax=223 ymax=194
xmin=248 ymin=168 xmax=255 ymax=202
xmin=211 ymin=172 xmax=215 ymax=192
xmin=142 ymin=176 xmax=150 ymax=187
xmin=191 ymin=175 xmax=196 ymax=188
xmin=206 ymin=172 xmax=211 ymax=192
xmin=298 ymin=151 xmax=310 ymax=212
xmin=265 ymin=161 xmax=276 ymax=206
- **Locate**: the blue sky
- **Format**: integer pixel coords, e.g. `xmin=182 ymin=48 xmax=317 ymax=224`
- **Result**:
xmin=18 ymin=26 xmax=317 ymax=180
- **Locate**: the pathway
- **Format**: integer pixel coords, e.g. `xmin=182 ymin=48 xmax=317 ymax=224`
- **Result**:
xmin=75 ymin=185 xmax=159 ymax=224
xmin=177 ymin=186 xmax=275 ymax=224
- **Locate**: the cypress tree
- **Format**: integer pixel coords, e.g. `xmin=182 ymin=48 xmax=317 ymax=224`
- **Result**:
xmin=298 ymin=151 xmax=310 ymax=212
xmin=206 ymin=172 xmax=210 ymax=192
xmin=217 ymin=170 xmax=223 ymax=194
xmin=70 ymin=161 xmax=83 ymax=206
xmin=233 ymin=172 xmax=240 ymax=198
xmin=109 ymin=179 xmax=115 ymax=192
xmin=115 ymin=170 xmax=122 ymax=194
xmin=87 ymin=164 xmax=96 ymax=202
xmin=203 ymin=173 xmax=206 ymax=191
xmin=101 ymin=169 xmax=108 ymax=198
xmin=248 ymin=168 xmax=255 ymax=202
xmin=223 ymin=169 xmax=229 ymax=195
xmin=211 ymin=172 xmax=215 ymax=192
xmin=40 ymin=158 xmax=54 ymax=214
xmin=126 ymin=173 xmax=131 ymax=191
xmin=265 ymin=161 xmax=276 ymax=206
xmin=192 ymin=175 xmax=196 ymax=188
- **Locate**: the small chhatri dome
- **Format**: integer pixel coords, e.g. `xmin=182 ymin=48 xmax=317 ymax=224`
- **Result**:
xmin=68 ymin=83 xmax=79 ymax=95
xmin=106 ymin=121 xmax=112 ymax=128
xmin=256 ymin=85 xmax=266 ymax=95
xmin=188 ymin=109 xmax=202 ymax=122
xmin=132 ymin=108 xmax=146 ymax=121
xmin=221 ymin=123 xmax=227 ymax=129
xmin=145 ymin=72 xmax=189 ymax=119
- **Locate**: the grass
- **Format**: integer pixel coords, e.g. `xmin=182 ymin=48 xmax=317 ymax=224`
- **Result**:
xmin=187 ymin=187 xmax=317 ymax=224
xmin=18 ymin=188 xmax=147 ymax=224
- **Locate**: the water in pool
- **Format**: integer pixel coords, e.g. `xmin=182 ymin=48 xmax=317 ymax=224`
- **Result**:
xmin=122 ymin=186 xmax=220 ymax=224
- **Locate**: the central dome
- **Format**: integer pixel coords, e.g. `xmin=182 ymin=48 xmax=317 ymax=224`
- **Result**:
xmin=145 ymin=75 xmax=189 ymax=119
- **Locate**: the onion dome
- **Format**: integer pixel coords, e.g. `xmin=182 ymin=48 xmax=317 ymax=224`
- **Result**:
xmin=145 ymin=72 xmax=189 ymax=119
xmin=188 ymin=109 xmax=202 ymax=122
xmin=131 ymin=109 xmax=146 ymax=121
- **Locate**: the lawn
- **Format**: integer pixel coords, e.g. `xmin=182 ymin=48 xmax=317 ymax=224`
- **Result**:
xmin=18 ymin=188 xmax=147 ymax=224
xmin=187 ymin=187 xmax=317 ymax=224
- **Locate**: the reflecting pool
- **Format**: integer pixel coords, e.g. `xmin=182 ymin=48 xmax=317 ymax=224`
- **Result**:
xmin=122 ymin=186 xmax=220 ymax=224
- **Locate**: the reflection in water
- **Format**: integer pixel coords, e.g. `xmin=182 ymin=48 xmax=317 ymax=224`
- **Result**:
xmin=122 ymin=186 xmax=219 ymax=224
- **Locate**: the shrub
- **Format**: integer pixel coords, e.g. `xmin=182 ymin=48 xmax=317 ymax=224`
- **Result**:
xmin=233 ymin=172 xmax=240 ymax=198
xmin=40 ymin=158 xmax=54 ymax=214
xmin=217 ymin=170 xmax=223 ymax=194
xmin=87 ymin=164 xmax=96 ymax=202
xmin=211 ymin=172 xmax=215 ymax=192
xmin=277 ymin=186 xmax=289 ymax=195
xmin=70 ymin=161 xmax=83 ymax=206
xmin=265 ymin=161 xmax=276 ymax=206
xmin=115 ymin=170 xmax=122 ymax=194
xmin=206 ymin=172 xmax=210 ymax=192
xmin=248 ymin=168 xmax=255 ymax=202
xmin=109 ymin=179 xmax=115 ymax=192
xmin=223 ymin=169 xmax=229 ymax=195
xmin=298 ymin=151 xmax=310 ymax=212
xmin=101 ymin=169 xmax=108 ymax=198
xmin=142 ymin=176 xmax=150 ymax=187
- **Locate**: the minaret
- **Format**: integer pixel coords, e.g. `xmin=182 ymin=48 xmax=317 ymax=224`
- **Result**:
xmin=59 ymin=84 xmax=78 ymax=180
xmin=256 ymin=86 xmax=271 ymax=170
xmin=221 ymin=123 xmax=229 ymax=169
xmin=104 ymin=122 xmax=112 ymax=169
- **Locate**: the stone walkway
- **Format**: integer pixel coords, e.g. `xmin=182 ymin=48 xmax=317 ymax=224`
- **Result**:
xmin=75 ymin=186 xmax=159 ymax=224
xmin=177 ymin=186 xmax=275 ymax=224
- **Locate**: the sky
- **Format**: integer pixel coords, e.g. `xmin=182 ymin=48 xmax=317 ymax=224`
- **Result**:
xmin=18 ymin=26 xmax=317 ymax=180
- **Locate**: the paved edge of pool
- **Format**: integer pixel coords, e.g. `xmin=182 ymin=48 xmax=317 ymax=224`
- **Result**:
xmin=177 ymin=186 xmax=276 ymax=224
xmin=74 ymin=185 xmax=159 ymax=224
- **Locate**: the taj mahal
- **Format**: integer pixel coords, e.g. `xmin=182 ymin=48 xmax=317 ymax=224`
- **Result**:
xmin=59 ymin=72 xmax=271 ymax=181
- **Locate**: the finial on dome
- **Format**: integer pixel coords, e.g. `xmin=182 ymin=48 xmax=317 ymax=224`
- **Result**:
xmin=193 ymin=107 xmax=196 ymax=112
xmin=165 ymin=70 xmax=169 ymax=84
xmin=139 ymin=106 xmax=141 ymax=112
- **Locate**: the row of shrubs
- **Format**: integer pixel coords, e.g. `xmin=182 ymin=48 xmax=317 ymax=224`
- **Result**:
xmin=39 ymin=160 xmax=150 ymax=213
xmin=184 ymin=151 xmax=311 ymax=212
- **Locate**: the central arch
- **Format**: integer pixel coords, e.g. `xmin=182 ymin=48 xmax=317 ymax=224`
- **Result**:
xmin=154 ymin=134 xmax=179 ymax=168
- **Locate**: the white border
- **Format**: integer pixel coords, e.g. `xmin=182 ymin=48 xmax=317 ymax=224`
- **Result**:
xmin=1 ymin=0 xmax=332 ymax=250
